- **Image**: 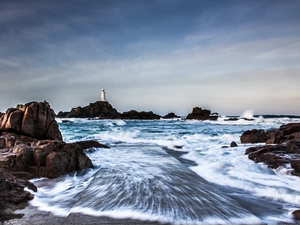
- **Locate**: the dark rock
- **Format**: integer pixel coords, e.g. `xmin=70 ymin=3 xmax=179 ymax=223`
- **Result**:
xmin=245 ymin=140 xmax=300 ymax=176
xmin=0 ymin=134 xmax=94 ymax=178
xmin=221 ymin=146 xmax=229 ymax=148
xmin=230 ymin=141 xmax=238 ymax=147
xmin=163 ymin=113 xmax=180 ymax=119
xmin=266 ymin=123 xmax=300 ymax=144
xmin=186 ymin=107 xmax=218 ymax=120
xmin=0 ymin=168 xmax=36 ymax=220
xmin=174 ymin=145 xmax=183 ymax=149
xmin=57 ymin=101 xmax=120 ymax=119
xmin=292 ymin=210 xmax=300 ymax=220
xmin=291 ymin=159 xmax=300 ymax=175
xmin=0 ymin=101 xmax=62 ymax=140
xmin=75 ymin=140 xmax=110 ymax=149
xmin=225 ymin=118 xmax=239 ymax=121
xmin=121 ymin=110 xmax=161 ymax=120
xmin=240 ymin=129 xmax=267 ymax=143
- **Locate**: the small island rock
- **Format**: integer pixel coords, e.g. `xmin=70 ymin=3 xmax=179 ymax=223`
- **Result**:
xmin=186 ymin=107 xmax=218 ymax=120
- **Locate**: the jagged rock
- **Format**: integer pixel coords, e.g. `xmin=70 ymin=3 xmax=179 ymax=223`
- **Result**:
xmin=245 ymin=140 xmax=300 ymax=176
xmin=121 ymin=110 xmax=161 ymax=120
xmin=0 ymin=134 xmax=94 ymax=179
xmin=163 ymin=113 xmax=180 ymax=119
xmin=0 ymin=168 xmax=36 ymax=220
xmin=0 ymin=101 xmax=62 ymax=140
xmin=266 ymin=123 xmax=300 ymax=144
xmin=240 ymin=129 xmax=267 ymax=143
xmin=57 ymin=101 xmax=120 ymax=119
xmin=186 ymin=107 xmax=218 ymax=120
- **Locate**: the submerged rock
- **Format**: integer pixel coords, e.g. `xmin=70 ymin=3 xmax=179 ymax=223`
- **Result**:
xmin=185 ymin=107 xmax=218 ymax=120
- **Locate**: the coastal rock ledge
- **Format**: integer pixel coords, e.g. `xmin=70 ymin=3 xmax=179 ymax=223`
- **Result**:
xmin=242 ymin=123 xmax=300 ymax=177
xmin=0 ymin=101 xmax=103 ymax=220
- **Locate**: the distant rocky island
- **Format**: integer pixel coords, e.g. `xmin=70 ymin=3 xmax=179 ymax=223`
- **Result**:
xmin=56 ymin=89 xmax=218 ymax=120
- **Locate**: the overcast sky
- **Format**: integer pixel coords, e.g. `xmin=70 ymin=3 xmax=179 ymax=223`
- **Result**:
xmin=1 ymin=0 xmax=300 ymax=116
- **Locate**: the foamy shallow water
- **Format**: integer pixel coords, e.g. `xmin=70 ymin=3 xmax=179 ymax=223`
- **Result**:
xmin=28 ymin=116 xmax=300 ymax=224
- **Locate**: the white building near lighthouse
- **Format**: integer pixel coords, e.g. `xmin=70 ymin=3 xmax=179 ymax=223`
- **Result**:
xmin=100 ymin=88 xmax=107 ymax=101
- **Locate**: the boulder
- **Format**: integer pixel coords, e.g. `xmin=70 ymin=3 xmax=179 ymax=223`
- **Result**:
xmin=57 ymin=101 xmax=120 ymax=119
xmin=230 ymin=141 xmax=238 ymax=147
xmin=0 ymin=101 xmax=62 ymax=140
xmin=0 ymin=134 xmax=94 ymax=179
xmin=162 ymin=113 xmax=180 ymax=119
xmin=186 ymin=107 xmax=218 ymax=120
xmin=240 ymin=129 xmax=267 ymax=143
xmin=121 ymin=110 xmax=161 ymax=120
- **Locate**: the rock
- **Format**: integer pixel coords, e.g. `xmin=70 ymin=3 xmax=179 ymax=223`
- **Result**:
xmin=186 ymin=107 xmax=218 ymax=120
xmin=292 ymin=210 xmax=300 ymax=220
xmin=266 ymin=123 xmax=300 ymax=144
xmin=75 ymin=140 xmax=110 ymax=149
xmin=0 ymin=134 xmax=94 ymax=179
xmin=230 ymin=141 xmax=238 ymax=147
xmin=163 ymin=113 xmax=180 ymax=119
xmin=245 ymin=140 xmax=300 ymax=175
xmin=0 ymin=101 xmax=62 ymax=140
xmin=291 ymin=159 xmax=300 ymax=176
xmin=240 ymin=129 xmax=267 ymax=143
xmin=57 ymin=101 xmax=120 ymax=119
xmin=121 ymin=110 xmax=161 ymax=120
xmin=0 ymin=168 xmax=36 ymax=220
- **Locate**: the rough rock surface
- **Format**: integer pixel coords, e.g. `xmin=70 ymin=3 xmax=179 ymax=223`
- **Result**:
xmin=242 ymin=123 xmax=300 ymax=177
xmin=0 ymin=101 xmax=62 ymax=140
xmin=0 ymin=133 xmax=93 ymax=179
xmin=240 ymin=129 xmax=267 ymax=143
xmin=57 ymin=101 xmax=120 ymax=119
xmin=185 ymin=107 xmax=218 ymax=120
xmin=241 ymin=123 xmax=300 ymax=144
xmin=0 ymin=168 xmax=36 ymax=221
xmin=162 ymin=113 xmax=180 ymax=119
xmin=120 ymin=110 xmax=161 ymax=120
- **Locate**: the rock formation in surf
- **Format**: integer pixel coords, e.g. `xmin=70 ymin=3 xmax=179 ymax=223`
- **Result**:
xmin=185 ymin=107 xmax=218 ymax=120
xmin=242 ymin=123 xmax=300 ymax=177
xmin=57 ymin=101 xmax=120 ymax=119
xmin=0 ymin=101 xmax=110 ymax=219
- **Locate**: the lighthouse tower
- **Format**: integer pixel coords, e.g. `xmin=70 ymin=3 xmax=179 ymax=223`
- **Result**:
xmin=100 ymin=88 xmax=107 ymax=101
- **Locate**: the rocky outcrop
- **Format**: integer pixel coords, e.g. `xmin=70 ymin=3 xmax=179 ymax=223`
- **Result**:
xmin=120 ymin=110 xmax=161 ymax=120
xmin=0 ymin=133 xmax=93 ymax=179
xmin=240 ymin=129 xmax=267 ymax=143
xmin=0 ymin=168 xmax=36 ymax=221
xmin=162 ymin=113 xmax=180 ymax=119
xmin=243 ymin=123 xmax=300 ymax=177
xmin=241 ymin=123 xmax=300 ymax=144
xmin=57 ymin=101 xmax=120 ymax=119
xmin=185 ymin=107 xmax=218 ymax=120
xmin=0 ymin=101 xmax=62 ymax=140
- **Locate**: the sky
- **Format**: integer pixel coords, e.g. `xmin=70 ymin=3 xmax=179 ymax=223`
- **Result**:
xmin=1 ymin=0 xmax=300 ymax=116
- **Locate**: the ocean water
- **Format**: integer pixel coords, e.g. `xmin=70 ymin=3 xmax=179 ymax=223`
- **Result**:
xmin=27 ymin=113 xmax=300 ymax=224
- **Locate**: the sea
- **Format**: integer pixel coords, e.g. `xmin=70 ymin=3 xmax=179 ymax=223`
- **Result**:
xmin=26 ymin=111 xmax=300 ymax=225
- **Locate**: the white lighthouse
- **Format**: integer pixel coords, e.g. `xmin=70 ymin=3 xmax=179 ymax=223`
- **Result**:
xmin=100 ymin=88 xmax=107 ymax=101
